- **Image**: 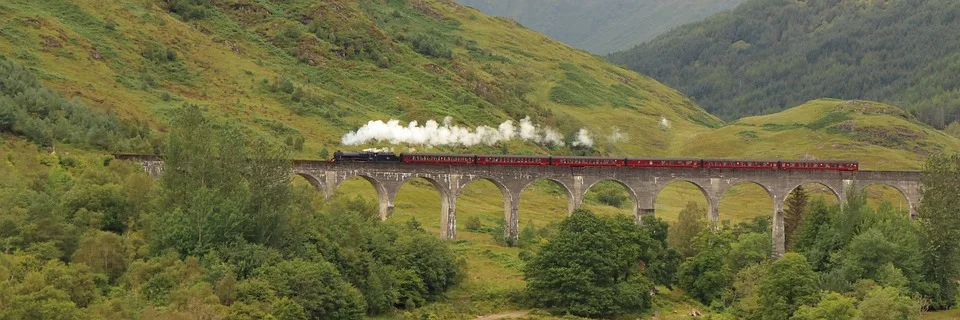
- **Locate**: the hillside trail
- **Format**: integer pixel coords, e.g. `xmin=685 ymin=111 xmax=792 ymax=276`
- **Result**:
xmin=476 ymin=310 xmax=530 ymax=320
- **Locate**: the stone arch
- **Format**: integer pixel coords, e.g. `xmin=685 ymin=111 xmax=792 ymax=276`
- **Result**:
xmin=332 ymin=174 xmax=393 ymax=221
xmin=653 ymin=179 xmax=713 ymax=223
xmin=458 ymin=175 xmax=512 ymax=199
xmin=859 ymin=183 xmax=914 ymax=217
xmin=716 ymin=181 xmax=775 ymax=223
xmin=582 ymin=178 xmax=640 ymax=218
xmin=775 ymin=181 xmax=843 ymax=258
xmin=455 ymin=176 xmax=516 ymax=243
xmin=520 ymin=178 xmax=577 ymax=215
xmin=397 ymin=174 xmax=456 ymax=239
xmin=293 ymin=173 xmax=327 ymax=196
xmin=783 ymin=182 xmax=842 ymax=204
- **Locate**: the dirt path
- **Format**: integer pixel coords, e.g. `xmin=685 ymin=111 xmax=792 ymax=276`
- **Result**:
xmin=476 ymin=310 xmax=530 ymax=320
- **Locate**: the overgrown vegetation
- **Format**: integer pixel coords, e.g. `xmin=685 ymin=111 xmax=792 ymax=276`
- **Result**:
xmin=524 ymin=210 xmax=678 ymax=317
xmin=659 ymin=168 xmax=960 ymax=318
xmin=0 ymin=106 xmax=463 ymax=319
xmin=609 ymin=0 xmax=960 ymax=128
xmin=0 ymin=57 xmax=154 ymax=152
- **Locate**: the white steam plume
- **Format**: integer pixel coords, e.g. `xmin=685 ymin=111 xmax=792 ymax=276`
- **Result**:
xmin=659 ymin=116 xmax=671 ymax=130
xmin=572 ymin=128 xmax=593 ymax=147
xmin=608 ymin=127 xmax=628 ymax=143
xmin=341 ymin=116 xmax=570 ymax=147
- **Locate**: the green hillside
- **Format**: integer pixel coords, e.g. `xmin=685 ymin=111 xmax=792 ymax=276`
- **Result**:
xmin=680 ymin=99 xmax=960 ymax=170
xmin=456 ymin=0 xmax=744 ymax=54
xmin=0 ymin=0 xmax=719 ymax=159
xmin=608 ymin=0 xmax=960 ymax=128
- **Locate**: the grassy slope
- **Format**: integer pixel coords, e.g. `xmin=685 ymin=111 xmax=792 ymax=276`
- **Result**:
xmin=1 ymin=1 xmax=958 ymax=318
xmin=680 ymin=99 xmax=960 ymax=170
xmin=0 ymin=0 xmax=720 ymax=158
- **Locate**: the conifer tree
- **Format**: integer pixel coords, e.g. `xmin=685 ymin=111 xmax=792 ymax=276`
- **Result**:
xmin=783 ymin=186 xmax=809 ymax=251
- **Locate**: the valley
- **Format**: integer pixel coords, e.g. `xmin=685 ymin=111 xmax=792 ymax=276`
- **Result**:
xmin=1 ymin=0 xmax=958 ymax=319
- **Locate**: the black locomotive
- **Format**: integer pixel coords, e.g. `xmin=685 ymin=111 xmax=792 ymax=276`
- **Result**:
xmin=332 ymin=151 xmax=402 ymax=163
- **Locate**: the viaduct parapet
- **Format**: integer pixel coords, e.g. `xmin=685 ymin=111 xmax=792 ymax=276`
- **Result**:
xmin=133 ymin=157 xmax=922 ymax=257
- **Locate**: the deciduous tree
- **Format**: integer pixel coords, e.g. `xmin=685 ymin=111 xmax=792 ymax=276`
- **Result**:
xmin=524 ymin=209 xmax=656 ymax=318
xmin=918 ymin=153 xmax=960 ymax=309
xmin=757 ymin=253 xmax=819 ymax=320
xmin=669 ymin=201 xmax=708 ymax=258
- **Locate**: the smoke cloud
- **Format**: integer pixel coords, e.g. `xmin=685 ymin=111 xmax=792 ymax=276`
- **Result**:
xmin=572 ymin=128 xmax=593 ymax=147
xmin=341 ymin=116 xmax=587 ymax=147
xmin=659 ymin=116 xmax=671 ymax=130
xmin=607 ymin=127 xmax=628 ymax=143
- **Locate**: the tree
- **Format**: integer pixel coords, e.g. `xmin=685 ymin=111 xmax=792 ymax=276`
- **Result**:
xmin=72 ymin=231 xmax=126 ymax=280
xmin=918 ymin=153 xmax=960 ymax=309
xmin=857 ymin=286 xmax=922 ymax=320
xmin=783 ymin=186 xmax=809 ymax=250
xmin=677 ymin=229 xmax=731 ymax=305
xmin=0 ymin=98 xmax=15 ymax=132
xmin=793 ymin=198 xmax=836 ymax=271
xmin=837 ymin=228 xmax=898 ymax=284
xmin=524 ymin=209 xmax=656 ymax=318
xmin=640 ymin=215 xmax=681 ymax=287
xmin=262 ymin=259 xmax=365 ymax=320
xmin=727 ymin=232 xmax=771 ymax=275
xmin=151 ymin=105 xmax=293 ymax=256
xmin=669 ymin=201 xmax=708 ymax=257
xmin=318 ymin=147 xmax=329 ymax=160
xmin=790 ymin=292 xmax=860 ymax=320
xmin=757 ymin=253 xmax=819 ymax=320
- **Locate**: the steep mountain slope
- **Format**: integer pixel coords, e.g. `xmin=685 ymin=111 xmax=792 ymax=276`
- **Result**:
xmin=608 ymin=0 xmax=960 ymax=127
xmin=0 ymin=0 xmax=719 ymax=158
xmin=457 ymin=0 xmax=744 ymax=54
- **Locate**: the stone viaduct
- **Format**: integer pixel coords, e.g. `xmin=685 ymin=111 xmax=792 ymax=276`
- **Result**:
xmin=133 ymin=157 xmax=922 ymax=257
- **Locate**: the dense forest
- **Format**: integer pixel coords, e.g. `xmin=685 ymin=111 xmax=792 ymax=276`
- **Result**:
xmin=608 ymin=0 xmax=960 ymax=128
xmin=456 ymin=0 xmax=743 ymax=54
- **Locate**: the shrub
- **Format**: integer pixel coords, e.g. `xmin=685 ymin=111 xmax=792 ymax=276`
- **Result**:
xmin=408 ymin=33 xmax=452 ymax=58
xmin=464 ymin=216 xmax=482 ymax=231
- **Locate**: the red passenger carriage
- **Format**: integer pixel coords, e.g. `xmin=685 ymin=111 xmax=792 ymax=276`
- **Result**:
xmin=476 ymin=155 xmax=550 ymax=166
xmin=702 ymin=159 xmax=779 ymax=169
xmin=400 ymin=153 xmax=475 ymax=165
xmin=780 ymin=160 xmax=858 ymax=171
xmin=551 ymin=156 xmax=624 ymax=167
xmin=626 ymin=158 xmax=701 ymax=168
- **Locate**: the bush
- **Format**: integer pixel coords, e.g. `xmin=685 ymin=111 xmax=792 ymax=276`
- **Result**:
xmin=596 ymin=188 xmax=627 ymax=208
xmin=524 ymin=209 xmax=661 ymax=317
xmin=408 ymin=33 xmax=452 ymax=58
xmin=166 ymin=0 xmax=210 ymax=21
xmin=261 ymin=259 xmax=366 ymax=320
xmin=464 ymin=216 xmax=482 ymax=231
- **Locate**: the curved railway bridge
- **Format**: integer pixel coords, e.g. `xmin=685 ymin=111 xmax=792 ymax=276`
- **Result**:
xmin=130 ymin=156 xmax=921 ymax=257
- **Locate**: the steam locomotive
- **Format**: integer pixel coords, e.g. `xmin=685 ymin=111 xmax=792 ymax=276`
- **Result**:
xmin=332 ymin=151 xmax=858 ymax=171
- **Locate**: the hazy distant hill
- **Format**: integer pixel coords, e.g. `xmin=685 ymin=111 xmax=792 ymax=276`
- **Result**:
xmin=456 ymin=0 xmax=744 ymax=54
xmin=608 ymin=0 xmax=960 ymax=128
